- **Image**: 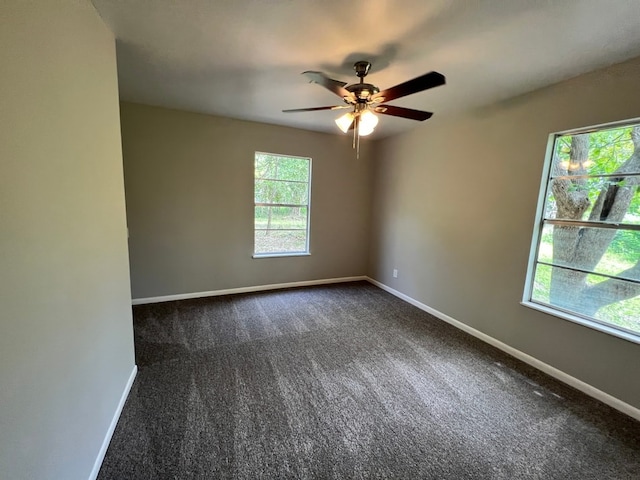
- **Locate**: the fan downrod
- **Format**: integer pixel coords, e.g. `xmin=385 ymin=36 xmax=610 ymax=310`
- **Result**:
xmin=346 ymin=61 xmax=379 ymax=102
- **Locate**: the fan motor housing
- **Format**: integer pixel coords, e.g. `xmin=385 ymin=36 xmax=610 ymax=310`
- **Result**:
xmin=346 ymin=83 xmax=379 ymax=102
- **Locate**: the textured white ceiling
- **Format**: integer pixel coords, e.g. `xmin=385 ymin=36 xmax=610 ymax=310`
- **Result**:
xmin=92 ymin=0 xmax=640 ymax=138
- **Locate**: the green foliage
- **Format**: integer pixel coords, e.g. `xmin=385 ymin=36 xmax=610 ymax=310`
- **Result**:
xmin=555 ymin=127 xmax=634 ymax=175
xmin=255 ymin=153 xmax=310 ymax=206
xmin=255 ymin=153 xmax=310 ymax=182
xmin=608 ymin=229 xmax=640 ymax=261
xmin=551 ymin=128 xmax=638 ymax=214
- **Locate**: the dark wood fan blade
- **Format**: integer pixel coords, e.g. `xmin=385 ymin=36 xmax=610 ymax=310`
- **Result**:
xmin=374 ymin=105 xmax=433 ymax=121
xmin=302 ymin=71 xmax=354 ymax=101
xmin=283 ymin=105 xmax=350 ymax=113
xmin=373 ymin=71 xmax=445 ymax=103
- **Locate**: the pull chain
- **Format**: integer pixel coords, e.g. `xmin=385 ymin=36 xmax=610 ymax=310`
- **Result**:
xmin=352 ymin=116 xmax=360 ymax=159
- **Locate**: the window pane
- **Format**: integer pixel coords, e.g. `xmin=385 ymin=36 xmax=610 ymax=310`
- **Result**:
xmin=255 ymin=155 xmax=275 ymax=179
xmin=254 ymin=206 xmax=307 ymax=230
xmin=537 ymin=223 xmax=640 ymax=282
xmin=544 ymin=176 xmax=640 ymax=224
xmin=551 ymin=127 xmax=637 ymax=176
xmin=255 ymin=153 xmax=309 ymax=182
xmin=531 ymin=264 xmax=640 ymax=335
xmin=531 ymin=263 xmax=552 ymax=304
xmin=255 ymin=179 xmax=309 ymax=204
xmin=254 ymin=230 xmax=307 ymax=254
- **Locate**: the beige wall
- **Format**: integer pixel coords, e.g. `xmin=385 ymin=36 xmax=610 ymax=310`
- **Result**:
xmin=121 ymin=103 xmax=372 ymax=299
xmin=0 ymin=1 xmax=135 ymax=479
xmin=370 ymin=57 xmax=640 ymax=409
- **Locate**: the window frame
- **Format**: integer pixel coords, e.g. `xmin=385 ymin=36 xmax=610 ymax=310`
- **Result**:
xmin=522 ymin=118 xmax=640 ymax=345
xmin=252 ymin=151 xmax=312 ymax=258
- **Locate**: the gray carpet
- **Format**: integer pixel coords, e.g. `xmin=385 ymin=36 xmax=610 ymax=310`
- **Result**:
xmin=98 ymin=281 xmax=640 ymax=479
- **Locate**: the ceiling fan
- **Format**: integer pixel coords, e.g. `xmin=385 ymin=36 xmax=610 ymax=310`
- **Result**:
xmin=283 ymin=61 xmax=446 ymax=152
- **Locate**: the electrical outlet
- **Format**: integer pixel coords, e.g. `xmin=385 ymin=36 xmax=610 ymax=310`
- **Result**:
xmin=393 ymin=269 xmax=398 ymax=278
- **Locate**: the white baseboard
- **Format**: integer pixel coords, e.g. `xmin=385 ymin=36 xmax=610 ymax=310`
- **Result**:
xmin=366 ymin=277 xmax=640 ymax=422
xmin=88 ymin=365 xmax=138 ymax=480
xmin=132 ymin=276 xmax=367 ymax=305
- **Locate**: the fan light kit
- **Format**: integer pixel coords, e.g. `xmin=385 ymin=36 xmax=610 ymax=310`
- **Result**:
xmin=283 ymin=61 xmax=446 ymax=157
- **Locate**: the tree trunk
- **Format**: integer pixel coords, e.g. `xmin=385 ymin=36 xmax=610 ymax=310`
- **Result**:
xmin=549 ymin=134 xmax=590 ymax=308
xmin=266 ymin=161 xmax=279 ymax=234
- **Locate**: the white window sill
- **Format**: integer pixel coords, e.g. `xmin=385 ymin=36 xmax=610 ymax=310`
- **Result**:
xmin=252 ymin=252 xmax=311 ymax=259
xmin=521 ymin=300 xmax=640 ymax=345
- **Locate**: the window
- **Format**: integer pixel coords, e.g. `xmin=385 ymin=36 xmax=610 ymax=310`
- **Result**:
xmin=254 ymin=152 xmax=311 ymax=257
xmin=524 ymin=120 xmax=640 ymax=342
